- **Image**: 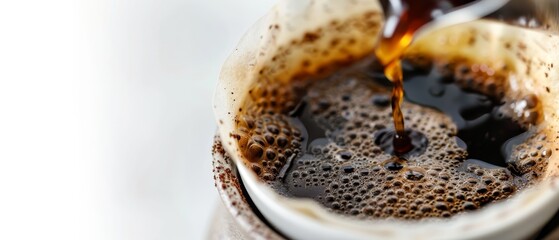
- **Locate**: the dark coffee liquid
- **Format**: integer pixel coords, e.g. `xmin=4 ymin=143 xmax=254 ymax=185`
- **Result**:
xmin=402 ymin=67 xmax=528 ymax=168
xmin=265 ymin=60 xmax=548 ymax=219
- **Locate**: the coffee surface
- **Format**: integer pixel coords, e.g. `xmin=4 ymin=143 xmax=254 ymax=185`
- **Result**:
xmin=234 ymin=58 xmax=552 ymax=220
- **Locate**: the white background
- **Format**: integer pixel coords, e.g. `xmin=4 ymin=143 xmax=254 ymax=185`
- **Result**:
xmin=0 ymin=0 xmax=274 ymax=239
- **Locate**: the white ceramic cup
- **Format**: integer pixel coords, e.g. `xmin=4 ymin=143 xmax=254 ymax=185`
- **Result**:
xmin=213 ymin=1 xmax=559 ymax=239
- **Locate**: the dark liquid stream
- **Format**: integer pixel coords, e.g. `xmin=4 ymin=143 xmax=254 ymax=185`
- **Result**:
xmin=375 ymin=0 xmax=488 ymax=154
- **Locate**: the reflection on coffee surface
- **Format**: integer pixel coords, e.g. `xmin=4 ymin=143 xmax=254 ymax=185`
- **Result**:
xmin=233 ymin=56 xmax=553 ymax=219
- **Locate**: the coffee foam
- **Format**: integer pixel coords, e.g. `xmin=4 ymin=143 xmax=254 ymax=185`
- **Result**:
xmin=264 ymin=69 xmax=557 ymax=219
xmin=233 ymin=111 xmax=303 ymax=180
xmin=230 ymin=54 xmax=554 ymax=199
xmin=225 ymin=29 xmax=559 ymax=218
xmin=214 ymin=0 xmax=383 ymax=166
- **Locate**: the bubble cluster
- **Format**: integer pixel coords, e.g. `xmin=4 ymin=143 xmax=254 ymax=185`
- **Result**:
xmin=235 ymin=113 xmax=303 ymax=180
xmin=432 ymin=59 xmax=509 ymax=99
xmin=509 ymin=133 xmax=553 ymax=181
xmin=246 ymin=81 xmax=300 ymax=115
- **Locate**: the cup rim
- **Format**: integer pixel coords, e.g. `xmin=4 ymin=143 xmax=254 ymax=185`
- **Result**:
xmin=212 ymin=137 xmax=285 ymax=239
xmin=213 ymin=136 xmax=559 ymax=239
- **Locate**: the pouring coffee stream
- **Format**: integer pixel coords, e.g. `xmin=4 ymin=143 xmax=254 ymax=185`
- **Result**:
xmin=375 ymin=0 xmax=510 ymax=155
